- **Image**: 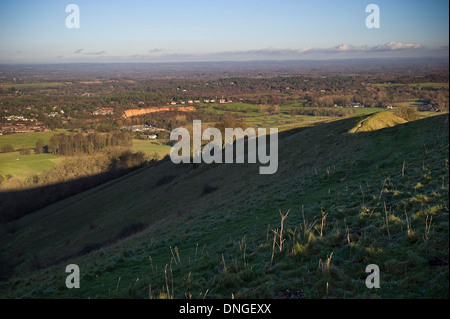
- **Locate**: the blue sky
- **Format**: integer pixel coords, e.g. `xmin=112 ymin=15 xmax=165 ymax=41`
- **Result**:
xmin=0 ymin=0 xmax=448 ymax=63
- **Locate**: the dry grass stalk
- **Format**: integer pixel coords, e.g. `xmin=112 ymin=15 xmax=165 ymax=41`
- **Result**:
xmin=320 ymin=209 xmax=328 ymax=238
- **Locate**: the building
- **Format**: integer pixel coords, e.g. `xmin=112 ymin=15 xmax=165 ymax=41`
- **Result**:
xmin=94 ymin=108 xmax=115 ymax=115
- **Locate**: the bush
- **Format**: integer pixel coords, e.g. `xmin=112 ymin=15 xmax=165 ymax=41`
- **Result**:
xmin=19 ymin=147 xmax=31 ymax=155
xmin=395 ymin=105 xmax=419 ymax=121
xmin=35 ymin=140 xmax=45 ymax=154
xmin=1 ymin=144 xmax=14 ymax=153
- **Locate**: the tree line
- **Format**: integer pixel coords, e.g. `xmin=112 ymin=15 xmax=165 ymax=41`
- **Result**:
xmin=48 ymin=131 xmax=133 ymax=156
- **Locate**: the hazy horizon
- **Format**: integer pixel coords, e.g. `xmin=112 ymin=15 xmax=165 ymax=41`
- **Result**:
xmin=0 ymin=0 xmax=448 ymax=63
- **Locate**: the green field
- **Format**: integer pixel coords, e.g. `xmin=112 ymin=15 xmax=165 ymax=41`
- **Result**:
xmin=132 ymin=139 xmax=172 ymax=158
xmin=0 ymin=130 xmax=67 ymax=150
xmin=202 ymin=103 xmax=385 ymax=129
xmin=0 ymin=130 xmax=67 ymax=180
xmin=0 ymin=152 xmax=62 ymax=180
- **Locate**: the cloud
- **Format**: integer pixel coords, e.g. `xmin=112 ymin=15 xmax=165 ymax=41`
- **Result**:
xmin=54 ymin=42 xmax=444 ymax=63
xmin=85 ymin=50 xmax=106 ymax=55
xmin=206 ymin=42 xmax=424 ymax=58
xmin=73 ymin=48 xmax=84 ymax=54
xmin=373 ymin=42 xmax=423 ymax=51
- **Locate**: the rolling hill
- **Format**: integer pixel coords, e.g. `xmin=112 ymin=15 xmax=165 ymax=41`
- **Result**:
xmin=0 ymin=113 xmax=448 ymax=299
xmin=349 ymin=111 xmax=407 ymax=133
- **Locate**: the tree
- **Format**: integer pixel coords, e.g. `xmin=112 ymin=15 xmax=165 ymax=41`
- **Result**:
xmin=1 ymin=144 xmax=14 ymax=153
xmin=35 ymin=140 xmax=45 ymax=154
xmin=395 ymin=105 xmax=418 ymax=121
xmin=19 ymin=147 xmax=31 ymax=156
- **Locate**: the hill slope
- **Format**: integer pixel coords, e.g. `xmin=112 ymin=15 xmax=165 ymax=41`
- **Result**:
xmin=0 ymin=113 xmax=448 ymax=299
xmin=349 ymin=111 xmax=407 ymax=133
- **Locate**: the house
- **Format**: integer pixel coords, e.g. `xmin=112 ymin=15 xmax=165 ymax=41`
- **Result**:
xmin=188 ymin=100 xmax=194 ymax=104
xmin=348 ymin=103 xmax=362 ymax=108
xmin=97 ymin=108 xmax=114 ymax=115
xmin=170 ymin=101 xmax=177 ymax=105
xmin=385 ymin=105 xmax=393 ymax=110
xmin=147 ymin=134 xmax=158 ymax=139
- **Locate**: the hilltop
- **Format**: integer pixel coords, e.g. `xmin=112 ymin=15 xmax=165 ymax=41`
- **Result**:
xmin=349 ymin=111 xmax=407 ymax=133
xmin=0 ymin=113 xmax=448 ymax=299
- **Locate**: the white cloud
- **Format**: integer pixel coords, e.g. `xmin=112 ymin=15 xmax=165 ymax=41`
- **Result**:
xmin=374 ymin=42 xmax=423 ymax=51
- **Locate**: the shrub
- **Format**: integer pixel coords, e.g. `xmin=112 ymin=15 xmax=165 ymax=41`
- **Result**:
xmin=395 ymin=105 xmax=419 ymax=121
xmin=19 ymin=147 xmax=32 ymax=155
xmin=1 ymin=144 xmax=14 ymax=153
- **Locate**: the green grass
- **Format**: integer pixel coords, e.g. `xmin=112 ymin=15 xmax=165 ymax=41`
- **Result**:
xmin=349 ymin=111 xmax=407 ymax=133
xmin=0 ymin=152 xmax=62 ymax=180
xmin=0 ymin=130 xmax=67 ymax=150
xmin=0 ymin=113 xmax=448 ymax=299
xmin=131 ymin=139 xmax=172 ymax=158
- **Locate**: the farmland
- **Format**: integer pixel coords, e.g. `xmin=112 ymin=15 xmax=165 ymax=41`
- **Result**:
xmin=0 ymin=152 xmax=62 ymax=180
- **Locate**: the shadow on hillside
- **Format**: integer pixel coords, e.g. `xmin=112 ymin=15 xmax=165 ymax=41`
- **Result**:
xmin=0 ymin=165 xmax=150 ymax=224
xmin=0 ymin=124 xmax=315 ymax=225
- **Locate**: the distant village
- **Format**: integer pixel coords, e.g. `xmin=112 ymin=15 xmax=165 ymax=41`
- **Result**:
xmin=0 ymin=115 xmax=48 ymax=135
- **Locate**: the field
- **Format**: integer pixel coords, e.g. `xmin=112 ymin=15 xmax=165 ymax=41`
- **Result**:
xmin=0 ymin=82 xmax=68 ymax=89
xmin=202 ymin=103 xmax=384 ymax=129
xmin=132 ymin=139 xmax=172 ymax=158
xmin=0 ymin=152 xmax=62 ymax=180
xmin=0 ymin=130 xmax=67 ymax=150
xmin=1 ymin=113 xmax=447 ymax=299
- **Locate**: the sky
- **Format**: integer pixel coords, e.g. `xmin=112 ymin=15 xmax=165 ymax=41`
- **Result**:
xmin=0 ymin=0 xmax=448 ymax=63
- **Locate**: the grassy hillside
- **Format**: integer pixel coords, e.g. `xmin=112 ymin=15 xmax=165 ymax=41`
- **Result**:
xmin=0 ymin=113 xmax=448 ymax=299
xmin=349 ymin=111 xmax=407 ymax=133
